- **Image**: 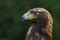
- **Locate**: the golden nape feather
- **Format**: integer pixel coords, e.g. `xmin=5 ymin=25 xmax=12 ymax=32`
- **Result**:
xmin=22 ymin=8 xmax=53 ymax=40
xmin=38 ymin=8 xmax=53 ymax=37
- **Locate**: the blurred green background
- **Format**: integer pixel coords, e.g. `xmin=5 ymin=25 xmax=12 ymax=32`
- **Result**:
xmin=0 ymin=0 xmax=60 ymax=40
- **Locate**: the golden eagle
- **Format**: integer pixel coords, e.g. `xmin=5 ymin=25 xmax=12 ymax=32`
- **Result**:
xmin=22 ymin=8 xmax=53 ymax=40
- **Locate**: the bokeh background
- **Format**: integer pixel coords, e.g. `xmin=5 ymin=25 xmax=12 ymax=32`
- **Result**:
xmin=0 ymin=0 xmax=60 ymax=40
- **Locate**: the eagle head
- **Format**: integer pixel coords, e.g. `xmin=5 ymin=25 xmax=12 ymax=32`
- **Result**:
xmin=22 ymin=8 xmax=53 ymax=37
xmin=22 ymin=8 xmax=49 ymax=24
xmin=22 ymin=8 xmax=53 ymax=40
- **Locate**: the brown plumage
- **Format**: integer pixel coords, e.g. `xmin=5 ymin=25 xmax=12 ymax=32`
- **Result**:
xmin=22 ymin=8 xmax=53 ymax=40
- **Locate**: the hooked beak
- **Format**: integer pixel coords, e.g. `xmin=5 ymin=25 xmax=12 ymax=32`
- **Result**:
xmin=22 ymin=12 xmax=37 ymax=21
xmin=22 ymin=13 xmax=28 ymax=21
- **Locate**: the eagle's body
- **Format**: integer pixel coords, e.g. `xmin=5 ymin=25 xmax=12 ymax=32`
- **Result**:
xmin=22 ymin=8 xmax=53 ymax=40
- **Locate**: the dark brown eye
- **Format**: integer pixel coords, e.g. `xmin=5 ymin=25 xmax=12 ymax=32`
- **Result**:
xmin=30 ymin=11 xmax=34 ymax=13
xmin=30 ymin=11 xmax=38 ymax=15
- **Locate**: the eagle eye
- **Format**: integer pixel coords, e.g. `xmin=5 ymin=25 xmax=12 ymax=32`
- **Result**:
xmin=30 ymin=11 xmax=37 ymax=15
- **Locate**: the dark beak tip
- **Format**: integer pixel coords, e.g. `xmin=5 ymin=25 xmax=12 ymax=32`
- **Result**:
xmin=22 ymin=16 xmax=24 ymax=21
xmin=22 ymin=13 xmax=28 ymax=21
